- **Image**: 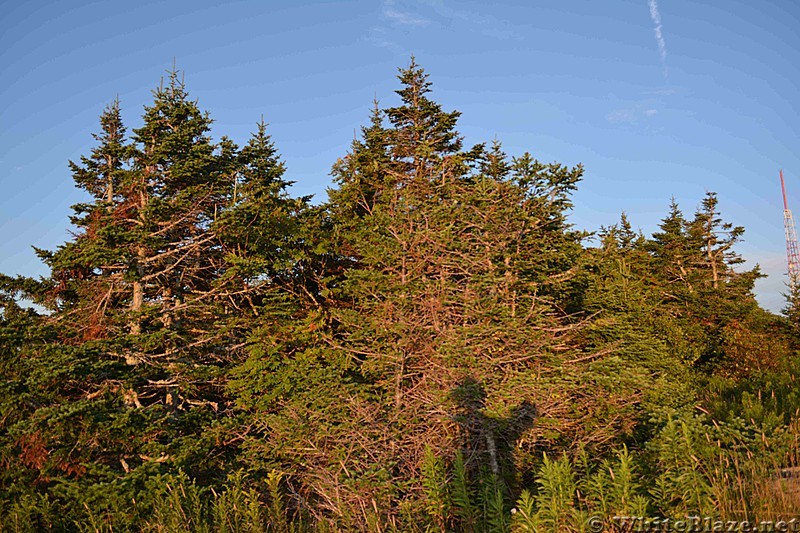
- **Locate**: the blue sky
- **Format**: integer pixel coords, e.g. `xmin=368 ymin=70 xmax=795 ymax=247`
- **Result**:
xmin=2 ymin=0 xmax=799 ymax=311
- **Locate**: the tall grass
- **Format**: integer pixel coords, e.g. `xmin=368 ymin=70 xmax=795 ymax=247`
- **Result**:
xmin=2 ymin=414 xmax=798 ymax=531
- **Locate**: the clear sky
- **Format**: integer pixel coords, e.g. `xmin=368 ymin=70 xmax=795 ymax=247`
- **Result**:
xmin=2 ymin=0 xmax=799 ymax=312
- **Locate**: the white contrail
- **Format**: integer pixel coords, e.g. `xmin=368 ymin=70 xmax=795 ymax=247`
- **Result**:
xmin=648 ymin=0 xmax=668 ymax=79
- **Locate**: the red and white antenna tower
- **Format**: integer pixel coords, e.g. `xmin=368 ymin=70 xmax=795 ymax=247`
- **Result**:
xmin=781 ymin=169 xmax=800 ymax=290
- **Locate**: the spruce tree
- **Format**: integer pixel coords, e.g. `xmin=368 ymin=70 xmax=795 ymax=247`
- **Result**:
xmin=0 ymin=72 xmax=307 ymax=526
xmin=250 ymin=60 xmax=636 ymax=528
xmin=581 ymin=213 xmax=697 ymax=424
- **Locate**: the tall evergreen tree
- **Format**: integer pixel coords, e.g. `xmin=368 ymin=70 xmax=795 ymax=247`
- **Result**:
xmin=32 ymin=100 xmax=135 ymax=339
xmin=3 ymin=62 xmax=798 ymax=531
xmin=649 ymin=198 xmax=693 ymax=295
xmin=581 ymin=212 xmax=697 ymax=425
xmin=0 ymin=72 xmax=308 ymax=527
xmin=238 ymin=60 xmax=638 ymax=529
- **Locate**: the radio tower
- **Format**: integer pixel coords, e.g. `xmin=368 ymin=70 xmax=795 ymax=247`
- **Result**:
xmin=781 ymin=170 xmax=800 ymax=291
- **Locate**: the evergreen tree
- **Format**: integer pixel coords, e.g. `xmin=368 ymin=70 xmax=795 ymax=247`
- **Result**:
xmin=649 ymin=198 xmax=693 ymax=295
xmin=581 ymin=212 xmax=697 ymax=425
xmin=33 ymin=100 xmax=135 ymax=339
xmin=2 ymin=62 xmax=799 ymax=531
xmin=0 ymin=72 xmax=307 ymax=527
xmin=242 ymin=60 xmax=638 ymax=528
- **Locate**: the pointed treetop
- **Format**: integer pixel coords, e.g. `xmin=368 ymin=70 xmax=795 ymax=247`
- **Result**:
xmin=69 ymin=99 xmax=130 ymax=202
xmin=617 ymin=211 xmax=641 ymax=250
xmin=159 ymin=65 xmax=189 ymax=104
xmin=95 ymin=98 xmax=125 ymax=143
xmin=394 ymin=56 xmax=433 ymax=105
xmin=480 ymin=139 xmax=510 ymax=181
xmin=654 ymin=197 xmax=686 ymax=238
xmin=132 ymin=68 xmax=217 ymax=195
xmin=384 ymin=58 xmax=463 ymax=164
xmin=239 ymin=118 xmax=288 ymax=191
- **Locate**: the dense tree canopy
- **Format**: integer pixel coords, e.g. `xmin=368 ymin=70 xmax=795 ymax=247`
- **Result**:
xmin=1 ymin=63 xmax=798 ymax=531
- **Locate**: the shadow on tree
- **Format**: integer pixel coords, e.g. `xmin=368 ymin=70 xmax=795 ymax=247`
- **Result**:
xmin=450 ymin=376 xmax=536 ymax=501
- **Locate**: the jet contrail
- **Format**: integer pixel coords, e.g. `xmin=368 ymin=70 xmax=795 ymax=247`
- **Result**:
xmin=648 ymin=0 xmax=668 ymax=79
